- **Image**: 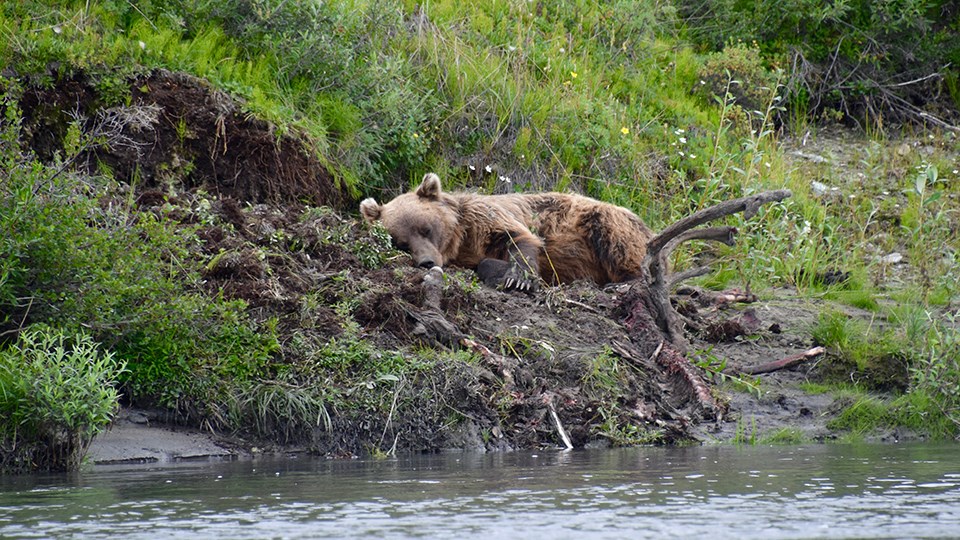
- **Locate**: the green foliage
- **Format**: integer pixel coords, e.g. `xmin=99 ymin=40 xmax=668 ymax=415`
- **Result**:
xmin=908 ymin=312 xmax=960 ymax=434
xmin=695 ymin=42 xmax=782 ymax=125
xmin=302 ymin=208 xmax=397 ymax=269
xmin=823 ymin=289 xmax=880 ymax=312
xmin=581 ymin=347 xmax=634 ymax=399
xmin=230 ymin=378 xmax=332 ymax=444
xmin=0 ymin=88 xmax=279 ymax=428
xmin=810 ymin=307 xmax=960 ymax=438
xmin=902 ymin=163 xmax=953 ymax=300
xmin=826 ymin=393 xmax=890 ymax=434
xmin=679 ymin=0 xmax=960 ymax=127
xmin=595 ymin=407 xmax=664 ymax=447
xmin=0 ymin=326 xmax=125 ymax=472
xmin=581 ymin=348 xmax=665 ymax=446
xmin=760 ymin=428 xmax=807 ymax=445
xmin=811 ymin=310 xmax=904 ymax=374
xmin=116 ymin=295 xmax=279 ymax=421
xmin=732 ymin=416 xmax=758 ymax=445
xmin=825 ymin=389 xmax=956 ymax=440
xmin=195 ymin=0 xmax=441 ymax=193
xmin=692 ymin=347 xmax=762 ymax=397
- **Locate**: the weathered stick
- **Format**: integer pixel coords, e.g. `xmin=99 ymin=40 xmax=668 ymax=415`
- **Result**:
xmin=547 ymin=400 xmax=574 ymax=450
xmin=738 ymin=346 xmax=825 ymax=375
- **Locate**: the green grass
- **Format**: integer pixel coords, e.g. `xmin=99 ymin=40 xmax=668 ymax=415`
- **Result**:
xmin=760 ymin=428 xmax=807 ymax=445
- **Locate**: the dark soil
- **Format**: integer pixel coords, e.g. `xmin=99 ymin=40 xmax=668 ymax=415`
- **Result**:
xmin=19 ymin=70 xmax=892 ymax=458
xmin=20 ymin=70 xmax=342 ymax=208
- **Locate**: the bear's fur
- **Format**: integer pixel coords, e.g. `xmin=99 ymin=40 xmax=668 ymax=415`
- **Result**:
xmin=359 ymin=173 xmax=655 ymax=290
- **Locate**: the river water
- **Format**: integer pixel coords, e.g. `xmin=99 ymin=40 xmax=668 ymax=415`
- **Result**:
xmin=1 ymin=443 xmax=959 ymax=539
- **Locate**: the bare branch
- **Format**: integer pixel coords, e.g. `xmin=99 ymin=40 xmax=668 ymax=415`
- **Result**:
xmin=668 ymin=266 xmax=712 ymax=287
xmin=664 ymin=225 xmax=736 ymax=257
xmin=646 ymin=190 xmax=792 ymax=258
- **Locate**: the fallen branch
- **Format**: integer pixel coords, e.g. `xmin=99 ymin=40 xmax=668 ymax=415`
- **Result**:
xmin=736 ymin=346 xmax=826 ymax=375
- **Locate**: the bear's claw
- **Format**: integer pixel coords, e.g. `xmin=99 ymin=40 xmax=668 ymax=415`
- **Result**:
xmin=503 ymin=264 xmax=538 ymax=293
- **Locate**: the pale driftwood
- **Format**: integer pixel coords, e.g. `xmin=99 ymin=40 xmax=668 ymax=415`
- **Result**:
xmin=547 ymin=400 xmax=574 ymax=450
xmin=737 ymin=346 xmax=826 ymax=375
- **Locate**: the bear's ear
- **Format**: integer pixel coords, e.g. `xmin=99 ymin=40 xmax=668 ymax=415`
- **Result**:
xmin=416 ymin=173 xmax=442 ymax=200
xmin=359 ymin=198 xmax=382 ymax=222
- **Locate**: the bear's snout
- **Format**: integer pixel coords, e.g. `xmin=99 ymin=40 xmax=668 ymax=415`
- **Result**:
xmin=417 ymin=258 xmax=438 ymax=269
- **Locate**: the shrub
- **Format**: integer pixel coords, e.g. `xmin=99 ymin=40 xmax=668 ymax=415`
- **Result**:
xmin=0 ymin=326 xmax=125 ymax=472
xmin=680 ymin=0 xmax=960 ymax=127
xmin=0 ymin=87 xmax=279 ymax=430
xmin=694 ymin=42 xmax=782 ymax=128
xmin=910 ymin=313 xmax=960 ymax=433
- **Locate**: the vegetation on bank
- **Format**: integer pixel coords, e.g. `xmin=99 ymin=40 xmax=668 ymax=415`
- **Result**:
xmin=1 ymin=0 xmax=959 ymax=470
xmin=0 ymin=326 xmax=125 ymax=472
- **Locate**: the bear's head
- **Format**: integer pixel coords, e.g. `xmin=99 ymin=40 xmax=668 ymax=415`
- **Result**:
xmin=360 ymin=173 xmax=461 ymax=269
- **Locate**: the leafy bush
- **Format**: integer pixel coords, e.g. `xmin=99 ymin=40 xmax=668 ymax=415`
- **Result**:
xmin=680 ymin=0 xmax=960 ymax=127
xmin=0 ymin=88 xmax=279 ymax=429
xmin=910 ymin=313 xmax=960 ymax=433
xmin=0 ymin=326 xmax=125 ymax=472
xmin=695 ymin=42 xmax=782 ymax=128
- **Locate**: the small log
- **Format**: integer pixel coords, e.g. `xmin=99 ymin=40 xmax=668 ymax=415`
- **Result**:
xmin=737 ymin=346 xmax=826 ymax=375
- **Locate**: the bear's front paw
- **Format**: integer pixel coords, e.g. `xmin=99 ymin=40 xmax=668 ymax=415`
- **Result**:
xmin=502 ymin=263 xmax=539 ymax=293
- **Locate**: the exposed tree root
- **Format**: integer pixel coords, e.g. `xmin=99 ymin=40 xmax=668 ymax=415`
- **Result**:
xmin=639 ymin=189 xmax=792 ymax=352
xmin=618 ymin=189 xmax=791 ymax=420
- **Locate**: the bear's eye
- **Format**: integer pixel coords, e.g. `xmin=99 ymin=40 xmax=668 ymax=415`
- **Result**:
xmin=392 ymin=238 xmax=409 ymax=252
xmin=419 ymin=226 xmax=431 ymax=238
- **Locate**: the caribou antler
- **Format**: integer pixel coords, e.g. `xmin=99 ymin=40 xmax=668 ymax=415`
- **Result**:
xmin=639 ymin=189 xmax=792 ymax=352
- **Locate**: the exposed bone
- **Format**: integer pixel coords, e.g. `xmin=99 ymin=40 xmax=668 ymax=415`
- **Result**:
xmin=547 ymin=400 xmax=574 ymax=450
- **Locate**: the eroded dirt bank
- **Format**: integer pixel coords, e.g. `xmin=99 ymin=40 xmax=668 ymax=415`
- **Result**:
xmin=19 ymin=70 xmax=904 ymax=462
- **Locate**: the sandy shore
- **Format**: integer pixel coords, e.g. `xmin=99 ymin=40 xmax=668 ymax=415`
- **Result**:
xmin=87 ymin=409 xmax=244 ymax=465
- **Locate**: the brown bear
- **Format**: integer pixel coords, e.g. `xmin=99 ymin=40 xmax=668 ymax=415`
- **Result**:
xmin=359 ymin=173 xmax=655 ymax=291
